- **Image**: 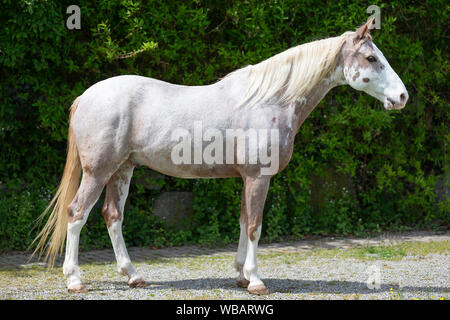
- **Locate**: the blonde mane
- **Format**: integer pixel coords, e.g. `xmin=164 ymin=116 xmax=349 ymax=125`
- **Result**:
xmin=233 ymin=32 xmax=353 ymax=107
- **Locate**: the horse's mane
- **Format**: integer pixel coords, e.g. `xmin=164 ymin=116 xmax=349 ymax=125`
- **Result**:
xmin=229 ymin=31 xmax=354 ymax=107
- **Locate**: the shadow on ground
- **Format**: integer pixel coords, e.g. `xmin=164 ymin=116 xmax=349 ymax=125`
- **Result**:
xmin=85 ymin=277 xmax=450 ymax=296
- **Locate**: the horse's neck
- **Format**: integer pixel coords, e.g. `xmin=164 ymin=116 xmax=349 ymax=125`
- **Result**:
xmin=291 ymin=65 xmax=345 ymax=132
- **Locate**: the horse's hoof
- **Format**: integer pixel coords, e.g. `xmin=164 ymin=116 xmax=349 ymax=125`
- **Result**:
xmin=128 ymin=278 xmax=148 ymax=288
xmin=68 ymin=284 xmax=88 ymax=293
xmin=237 ymin=278 xmax=250 ymax=288
xmin=248 ymin=284 xmax=269 ymax=295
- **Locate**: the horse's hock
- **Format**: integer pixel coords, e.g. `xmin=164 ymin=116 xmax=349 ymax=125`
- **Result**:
xmin=153 ymin=191 xmax=194 ymax=228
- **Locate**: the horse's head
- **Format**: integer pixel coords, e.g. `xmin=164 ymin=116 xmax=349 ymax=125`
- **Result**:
xmin=341 ymin=18 xmax=408 ymax=110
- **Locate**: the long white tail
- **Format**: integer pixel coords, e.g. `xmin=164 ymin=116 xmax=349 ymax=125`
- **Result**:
xmin=30 ymin=97 xmax=81 ymax=267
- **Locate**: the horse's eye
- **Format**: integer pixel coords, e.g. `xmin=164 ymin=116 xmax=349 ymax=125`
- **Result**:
xmin=367 ymin=56 xmax=377 ymax=63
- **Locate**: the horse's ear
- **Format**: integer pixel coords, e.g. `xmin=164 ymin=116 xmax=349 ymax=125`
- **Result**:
xmin=353 ymin=17 xmax=375 ymax=44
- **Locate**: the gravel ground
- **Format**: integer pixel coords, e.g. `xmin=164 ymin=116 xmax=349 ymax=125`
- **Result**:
xmin=0 ymin=231 xmax=448 ymax=300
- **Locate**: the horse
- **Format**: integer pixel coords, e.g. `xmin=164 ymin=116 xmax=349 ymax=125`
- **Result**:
xmin=32 ymin=18 xmax=408 ymax=295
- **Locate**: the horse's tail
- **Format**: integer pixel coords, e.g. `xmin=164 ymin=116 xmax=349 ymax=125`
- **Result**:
xmin=30 ymin=97 xmax=82 ymax=267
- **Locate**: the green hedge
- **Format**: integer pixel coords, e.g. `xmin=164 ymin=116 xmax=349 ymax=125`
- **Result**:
xmin=0 ymin=0 xmax=448 ymax=252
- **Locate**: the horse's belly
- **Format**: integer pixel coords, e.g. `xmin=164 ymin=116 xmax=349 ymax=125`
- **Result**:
xmin=130 ymin=151 xmax=240 ymax=178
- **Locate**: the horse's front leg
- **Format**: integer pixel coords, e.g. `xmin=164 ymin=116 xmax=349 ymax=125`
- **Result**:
xmin=235 ymin=184 xmax=249 ymax=288
xmin=242 ymin=175 xmax=271 ymax=295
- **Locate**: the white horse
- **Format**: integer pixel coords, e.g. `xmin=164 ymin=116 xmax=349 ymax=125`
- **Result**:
xmin=33 ymin=19 xmax=408 ymax=295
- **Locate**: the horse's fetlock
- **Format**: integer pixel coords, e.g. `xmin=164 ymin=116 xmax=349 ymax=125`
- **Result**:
xmin=243 ymin=263 xmax=256 ymax=280
xmin=63 ymin=262 xmax=78 ymax=277
xmin=234 ymin=261 xmax=244 ymax=272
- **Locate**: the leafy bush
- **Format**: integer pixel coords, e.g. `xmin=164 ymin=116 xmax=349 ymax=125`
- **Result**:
xmin=0 ymin=0 xmax=448 ymax=252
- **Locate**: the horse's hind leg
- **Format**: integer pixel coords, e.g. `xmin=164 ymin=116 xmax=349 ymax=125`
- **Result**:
xmin=102 ymin=160 xmax=146 ymax=287
xmin=64 ymin=172 xmax=106 ymax=293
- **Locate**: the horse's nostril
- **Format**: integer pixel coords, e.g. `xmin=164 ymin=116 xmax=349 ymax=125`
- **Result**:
xmin=400 ymin=93 xmax=406 ymax=103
